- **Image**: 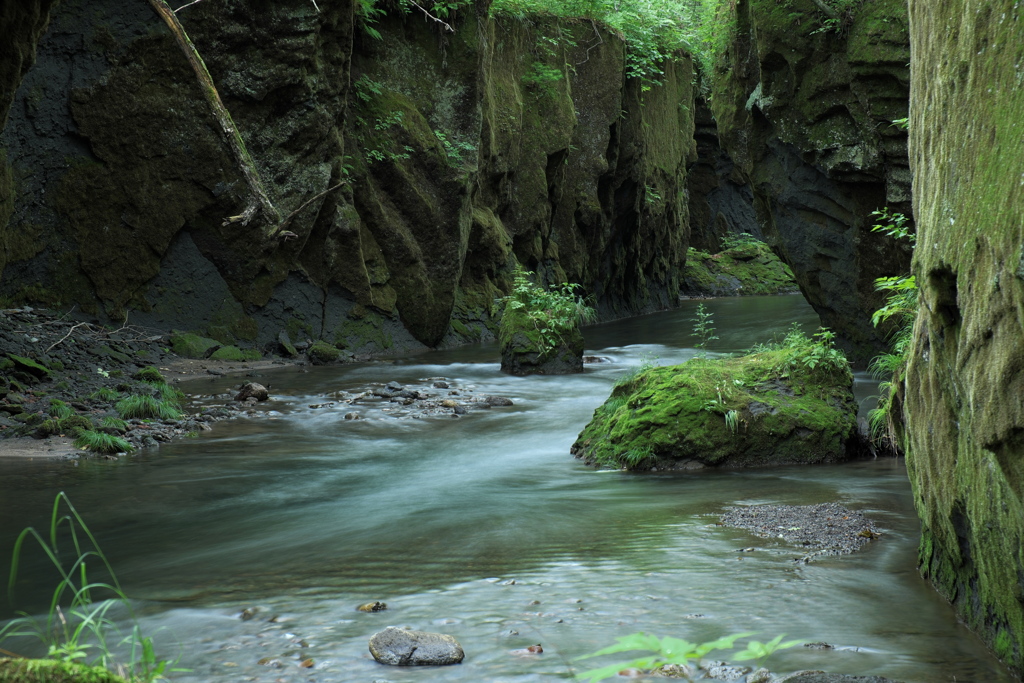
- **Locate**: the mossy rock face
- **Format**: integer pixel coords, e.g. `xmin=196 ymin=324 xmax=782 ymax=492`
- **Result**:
xmin=903 ymin=0 xmax=1024 ymax=674
xmin=208 ymin=345 xmax=260 ymax=362
xmin=307 ymin=340 xmax=341 ymax=365
xmin=682 ymin=242 xmax=798 ymax=297
xmin=169 ymin=332 xmax=221 ymax=359
xmin=707 ymin=0 xmax=913 ymax=360
xmin=0 ymin=658 xmax=127 ymax=683
xmin=572 ymin=353 xmax=861 ymax=470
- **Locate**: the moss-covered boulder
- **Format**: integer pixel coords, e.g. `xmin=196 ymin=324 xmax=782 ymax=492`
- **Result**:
xmin=169 ymin=332 xmax=220 ymax=359
xmin=499 ymin=310 xmax=585 ymax=376
xmin=682 ymin=240 xmax=798 ymax=297
xmin=307 ymin=340 xmax=342 ymax=365
xmin=0 ymin=658 xmax=127 ymax=683
xmin=572 ymin=333 xmax=862 ymax=470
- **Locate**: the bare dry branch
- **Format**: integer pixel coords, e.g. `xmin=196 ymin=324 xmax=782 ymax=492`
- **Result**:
xmin=409 ymin=0 xmax=454 ymax=32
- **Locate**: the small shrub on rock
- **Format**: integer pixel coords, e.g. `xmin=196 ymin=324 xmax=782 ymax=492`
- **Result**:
xmin=133 ymin=366 xmax=166 ymax=384
xmin=116 ymin=395 xmax=182 ymax=421
xmin=497 ymin=268 xmax=595 ymax=375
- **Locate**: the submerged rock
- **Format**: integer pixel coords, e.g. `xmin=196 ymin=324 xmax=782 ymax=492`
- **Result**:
xmin=777 ymin=673 xmax=901 ymax=683
xmin=357 ymin=601 xmax=387 ymax=612
xmin=572 ymin=334 xmax=863 ymax=470
xmin=368 ymin=626 xmax=464 ymax=666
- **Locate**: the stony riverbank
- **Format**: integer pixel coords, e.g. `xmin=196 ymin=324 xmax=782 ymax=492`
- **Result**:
xmin=0 ymin=306 xmax=522 ymax=459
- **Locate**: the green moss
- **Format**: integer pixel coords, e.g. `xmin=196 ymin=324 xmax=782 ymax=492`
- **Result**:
xmin=7 ymin=354 xmax=50 ymax=377
xmin=573 ymin=343 xmax=857 ymax=469
xmin=335 ymin=307 xmax=392 ymax=351
xmin=903 ymin=0 xmax=1024 ymax=673
xmin=0 ymin=657 xmax=128 ymax=683
xmin=133 ymin=366 xmax=165 ymax=384
xmin=308 ymin=340 xmax=342 ymax=365
xmin=683 ymin=242 xmax=797 ymax=296
xmin=169 ymin=332 xmax=220 ymax=359
xmin=208 ymin=345 xmax=260 ymax=362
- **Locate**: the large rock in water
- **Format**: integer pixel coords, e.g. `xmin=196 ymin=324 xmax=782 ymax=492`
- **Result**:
xmin=500 ymin=326 xmax=584 ymax=376
xmin=903 ymin=0 xmax=1024 ymax=674
xmin=368 ymin=626 xmax=465 ymax=666
xmin=572 ymin=343 xmax=862 ymax=470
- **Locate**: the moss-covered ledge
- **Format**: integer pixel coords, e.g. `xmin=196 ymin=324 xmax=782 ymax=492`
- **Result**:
xmin=682 ymin=240 xmax=798 ymax=297
xmin=0 ymin=658 xmax=127 ymax=683
xmin=572 ymin=330 xmax=862 ymax=470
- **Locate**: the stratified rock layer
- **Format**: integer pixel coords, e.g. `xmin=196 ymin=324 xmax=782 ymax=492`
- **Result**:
xmin=904 ymin=0 xmax=1024 ymax=674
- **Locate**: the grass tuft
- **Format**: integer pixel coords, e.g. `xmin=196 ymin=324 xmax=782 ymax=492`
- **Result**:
xmin=73 ymin=430 xmax=133 ymax=454
xmin=115 ymin=395 xmax=182 ymax=421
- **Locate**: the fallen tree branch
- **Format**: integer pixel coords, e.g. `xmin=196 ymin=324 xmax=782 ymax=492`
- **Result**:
xmin=408 ymin=0 xmax=454 ymax=32
xmin=147 ymin=0 xmax=281 ymax=229
xmin=45 ymin=322 xmax=92 ymax=353
xmin=274 ymin=181 xmax=347 ymax=236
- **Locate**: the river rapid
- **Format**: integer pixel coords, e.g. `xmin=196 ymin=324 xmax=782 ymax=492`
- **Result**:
xmin=0 ymin=295 xmax=1012 ymax=682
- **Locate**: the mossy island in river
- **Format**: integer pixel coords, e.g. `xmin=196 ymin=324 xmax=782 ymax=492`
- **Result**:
xmin=682 ymin=238 xmax=798 ymax=298
xmin=572 ymin=328 xmax=864 ymax=470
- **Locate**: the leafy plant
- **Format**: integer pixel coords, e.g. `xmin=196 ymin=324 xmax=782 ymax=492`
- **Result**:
xmin=576 ymin=632 xmax=754 ymax=682
xmin=497 ymin=267 xmax=596 ymax=356
xmin=732 ymin=634 xmax=804 ymax=667
xmin=690 ymin=303 xmax=718 ymax=357
xmin=866 ymin=208 xmax=918 ymax=453
xmin=0 ymin=493 xmax=182 ymax=681
xmin=870 ymin=207 xmax=914 ymax=244
xmin=433 ymin=129 xmax=477 ymax=165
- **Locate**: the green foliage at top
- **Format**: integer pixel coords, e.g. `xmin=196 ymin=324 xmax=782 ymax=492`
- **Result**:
xmin=0 ymin=493 xmax=181 ymax=681
xmin=497 ymin=268 xmax=596 ymax=355
xmin=576 ymin=631 xmax=801 ymax=681
xmin=491 ymin=0 xmax=703 ymax=87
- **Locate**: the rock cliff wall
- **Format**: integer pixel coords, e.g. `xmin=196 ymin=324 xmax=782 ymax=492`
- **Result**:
xmin=904 ymin=0 xmax=1024 ymax=674
xmin=708 ymin=0 xmax=913 ymax=359
xmin=0 ymin=1 xmax=695 ymax=353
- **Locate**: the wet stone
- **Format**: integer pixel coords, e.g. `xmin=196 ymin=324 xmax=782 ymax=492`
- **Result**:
xmin=368 ymin=626 xmax=465 ymax=666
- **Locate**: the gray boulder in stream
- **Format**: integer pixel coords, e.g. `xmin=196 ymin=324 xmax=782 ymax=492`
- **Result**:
xmin=368 ymin=626 xmax=465 ymax=666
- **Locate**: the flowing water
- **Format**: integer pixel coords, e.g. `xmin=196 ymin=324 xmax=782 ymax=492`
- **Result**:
xmin=0 ymin=295 xmax=1012 ymax=682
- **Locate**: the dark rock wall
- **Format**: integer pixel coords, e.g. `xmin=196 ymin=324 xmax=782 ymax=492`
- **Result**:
xmin=904 ymin=0 xmax=1024 ymax=674
xmin=0 ymin=0 xmax=60 ymax=280
xmin=708 ymin=0 xmax=913 ymax=359
xmin=0 ymin=2 xmax=695 ymax=353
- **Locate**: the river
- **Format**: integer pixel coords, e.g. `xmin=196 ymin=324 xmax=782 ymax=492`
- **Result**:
xmin=0 ymin=295 xmax=1012 ymax=682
